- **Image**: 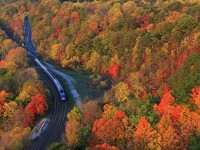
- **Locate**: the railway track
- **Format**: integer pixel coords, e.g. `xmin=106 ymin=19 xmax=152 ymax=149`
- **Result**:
xmin=1 ymin=17 xmax=69 ymax=150
xmin=28 ymin=55 xmax=68 ymax=150
xmin=24 ymin=16 xmax=68 ymax=149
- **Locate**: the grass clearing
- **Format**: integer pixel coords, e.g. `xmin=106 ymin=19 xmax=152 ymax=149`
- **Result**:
xmin=49 ymin=63 xmax=106 ymax=102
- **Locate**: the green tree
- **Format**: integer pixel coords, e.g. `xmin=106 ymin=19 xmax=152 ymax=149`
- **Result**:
xmin=77 ymin=125 xmax=91 ymax=149
xmin=172 ymin=15 xmax=197 ymax=42
xmin=167 ymin=54 xmax=200 ymax=103
xmin=47 ymin=142 xmax=66 ymax=150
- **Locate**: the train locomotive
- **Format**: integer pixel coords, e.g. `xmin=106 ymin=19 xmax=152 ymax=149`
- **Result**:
xmin=34 ymin=58 xmax=66 ymax=101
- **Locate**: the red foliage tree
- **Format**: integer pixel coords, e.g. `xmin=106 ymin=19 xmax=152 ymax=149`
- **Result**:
xmin=172 ymin=105 xmax=181 ymax=122
xmin=25 ymin=94 xmax=47 ymax=116
xmin=135 ymin=117 xmax=152 ymax=134
xmin=0 ymin=60 xmax=5 ymax=68
xmin=93 ymin=143 xmax=119 ymax=150
xmin=71 ymin=11 xmax=80 ymax=22
xmin=141 ymin=91 xmax=147 ymax=99
xmin=90 ymin=21 xmax=99 ymax=31
xmin=0 ymin=90 xmax=7 ymax=101
xmin=162 ymin=70 xmax=169 ymax=79
xmin=53 ymin=27 xmax=62 ymax=38
xmin=0 ymin=99 xmax=5 ymax=106
xmin=158 ymin=90 xmax=175 ymax=115
xmin=151 ymin=89 xmax=157 ymax=96
xmin=163 ymin=83 xmax=170 ymax=94
xmin=75 ymin=34 xmax=82 ymax=43
xmin=136 ymin=15 xmax=150 ymax=29
xmin=109 ymin=63 xmax=120 ymax=78
xmin=177 ymin=53 xmax=188 ymax=68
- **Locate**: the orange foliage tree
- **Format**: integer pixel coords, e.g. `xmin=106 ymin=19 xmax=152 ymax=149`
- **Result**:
xmin=133 ymin=117 xmax=161 ymax=149
xmin=158 ymin=90 xmax=175 ymax=115
xmin=89 ymin=110 xmax=133 ymax=149
xmin=0 ymin=60 xmax=6 ymax=68
xmin=109 ymin=63 xmax=120 ymax=79
xmin=158 ymin=105 xmax=200 ymax=149
xmin=25 ymin=94 xmax=47 ymax=117
xmin=176 ymin=106 xmax=200 ymax=148
xmin=81 ymin=101 xmax=102 ymax=125
xmin=190 ymin=86 xmax=200 ymax=110
xmin=93 ymin=143 xmax=119 ymax=150
xmin=71 ymin=11 xmax=80 ymax=22
xmin=177 ymin=53 xmax=188 ymax=68
xmin=157 ymin=114 xmax=181 ymax=150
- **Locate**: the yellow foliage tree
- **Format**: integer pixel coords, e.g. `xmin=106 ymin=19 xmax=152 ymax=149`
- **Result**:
xmin=65 ymin=121 xmax=80 ymax=148
xmin=65 ymin=42 xmax=76 ymax=60
xmin=0 ymin=126 xmax=30 ymax=150
xmin=108 ymin=3 xmax=123 ymax=26
xmin=85 ymin=51 xmax=102 ymax=73
xmin=18 ymin=81 xmax=45 ymax=102
xmin=50 ymin=43 xmax=64 ymax=62
xmin=115 ymin=82 xmax=130 ymax=102
xmin=4 ymin=61 xmax=18 ymax=72
xmin=67 ymin=107 xmax=82 ymax=122
xmin=3 ymin=101 xmax=17 ymax=119
xmin=102 ymin=104 xmax=117 ymax=119
xmin=129 ymin=72 xmax=144 ymax=98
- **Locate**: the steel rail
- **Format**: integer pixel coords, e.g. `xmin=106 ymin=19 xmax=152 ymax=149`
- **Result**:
xmin=28 ymin=58 xmax=67 ymax=150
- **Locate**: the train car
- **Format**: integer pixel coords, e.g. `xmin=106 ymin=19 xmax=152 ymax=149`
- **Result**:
xmin=24 ymin=16 xmax=66 ymax=100
xmin=53 ymin=79 xmax=66 ymax=100
xmin=34 ymin=58 xmax=66 ymax=101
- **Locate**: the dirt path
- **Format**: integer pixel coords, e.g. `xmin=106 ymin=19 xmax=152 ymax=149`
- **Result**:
xmin=44 ymin=62 xmax=81 ymax=107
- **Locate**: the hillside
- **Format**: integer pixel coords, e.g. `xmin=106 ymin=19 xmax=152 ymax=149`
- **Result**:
xmin=0 ymin=0 xmax=200 ymax=149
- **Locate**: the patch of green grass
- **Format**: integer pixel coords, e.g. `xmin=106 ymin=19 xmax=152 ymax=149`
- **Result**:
xmin=48 ymin=63 xmax=105 ymax=101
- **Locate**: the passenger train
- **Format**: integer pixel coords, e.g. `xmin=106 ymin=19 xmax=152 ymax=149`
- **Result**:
xmin=24 ymin=16 xmax=66 ymax=101
xmin=34 ymin=58 xmax=66 ymax=101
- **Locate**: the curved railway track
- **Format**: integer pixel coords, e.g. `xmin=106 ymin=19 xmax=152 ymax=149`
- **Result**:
xmin=24 ymin=17 xmax=69 ymax=149
xmin=28 ymin=57 xmax=68 ymax=150
xmin=1 ymin=17 xmax=69 ymax=150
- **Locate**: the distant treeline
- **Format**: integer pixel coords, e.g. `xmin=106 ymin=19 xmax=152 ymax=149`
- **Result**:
xmin=60 ymin=0 xmax=93 ymax=2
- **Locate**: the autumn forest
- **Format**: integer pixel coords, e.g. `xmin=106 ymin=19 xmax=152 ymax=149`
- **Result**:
xmin=0 ymin=0 xmax=200 ymax=149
